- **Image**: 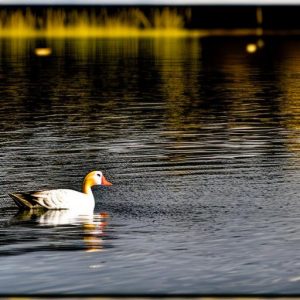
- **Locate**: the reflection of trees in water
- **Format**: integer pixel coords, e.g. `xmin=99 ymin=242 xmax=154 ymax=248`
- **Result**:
xmin=1 ymin=37 xmax=300 ymax=166
xmin=155 ymin=38 xmax=288 ymax=167
xmin=277 ymin=41 xmax=300 ymax=157
xmin=154 ymin=38 xmax=201 ymax=132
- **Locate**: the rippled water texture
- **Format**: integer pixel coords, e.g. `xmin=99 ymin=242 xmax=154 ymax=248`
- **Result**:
xmin=0 ymin=37 xmax=300 ymax=294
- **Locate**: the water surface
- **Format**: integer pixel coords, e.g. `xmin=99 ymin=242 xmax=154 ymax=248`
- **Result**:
xmin=0 ymin=37 xmax=300 ymax=294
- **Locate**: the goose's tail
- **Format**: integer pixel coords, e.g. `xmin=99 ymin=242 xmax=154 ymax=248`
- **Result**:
xmin=8 ymin=192 xmax=41 ymax=210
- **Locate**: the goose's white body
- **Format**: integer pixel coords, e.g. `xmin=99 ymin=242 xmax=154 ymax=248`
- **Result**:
xmin=8 ymin=171 xmax=112 ymax=211
xmin=10 ymin=189 xmax=95 ymax=211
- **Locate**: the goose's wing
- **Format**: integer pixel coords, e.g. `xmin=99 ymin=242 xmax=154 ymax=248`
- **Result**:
xmin=9 ymin=189 xmax=93 ymax=210
xmin=9 ymin=191 xmax=46 ymax=209
xmin=9 ymin=190 xmax=73 ymax=210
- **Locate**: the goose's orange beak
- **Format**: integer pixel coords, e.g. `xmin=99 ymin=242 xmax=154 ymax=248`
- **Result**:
xmin=102 ymin=175 xmax=112 ymax=186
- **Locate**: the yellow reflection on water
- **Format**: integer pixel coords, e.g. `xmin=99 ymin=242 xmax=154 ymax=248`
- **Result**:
xmin=2 ymin=35 xmax=300 ymax=164
xmin=155 ymin=38 xmax=201 ymax=133
xmin=154 ymin=38 xmax=202 ymax=166
xmin=83 ymin=213 xmax=109 ymax=253
xmin=278 ymin=43 xmax=300 ymax=156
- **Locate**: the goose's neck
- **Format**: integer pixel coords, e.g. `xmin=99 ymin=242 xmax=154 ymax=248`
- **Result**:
xmin=82 ymin=178 xmax=94 ymax=195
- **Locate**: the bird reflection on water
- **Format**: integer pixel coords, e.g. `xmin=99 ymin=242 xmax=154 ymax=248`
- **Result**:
xmin=8 ymin=209 xmax=110 ymax=253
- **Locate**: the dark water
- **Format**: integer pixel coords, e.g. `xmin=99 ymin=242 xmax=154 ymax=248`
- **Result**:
xmin=0 ymin=37 xmax=300 ymax=294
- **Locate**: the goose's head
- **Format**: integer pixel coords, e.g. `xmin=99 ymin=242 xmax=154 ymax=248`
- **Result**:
xmin=86 ymin=171 xmax=112 ymax=186
xmin=83 ymin=171 xmax=112 ymax=194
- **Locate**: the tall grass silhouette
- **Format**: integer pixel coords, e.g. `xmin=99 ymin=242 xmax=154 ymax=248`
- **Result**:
xmin=0 ymin=8 xmax=192 ymax=37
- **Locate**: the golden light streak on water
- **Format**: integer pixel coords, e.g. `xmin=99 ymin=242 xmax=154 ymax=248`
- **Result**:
xmin=84 ymin=236 xmax=103 ymax=253
xmin=278 ymin=41 xmax=300 ymax=158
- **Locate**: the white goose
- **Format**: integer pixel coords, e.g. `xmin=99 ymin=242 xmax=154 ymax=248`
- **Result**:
xmin=8 ymin=171 xmax=112 ymax=211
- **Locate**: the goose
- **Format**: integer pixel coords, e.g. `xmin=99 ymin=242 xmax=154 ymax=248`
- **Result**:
xmin=8 ymin=171 xmax=112 ymax=211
